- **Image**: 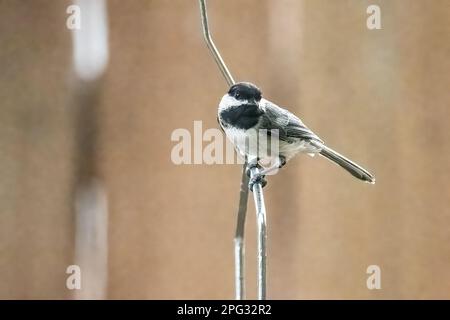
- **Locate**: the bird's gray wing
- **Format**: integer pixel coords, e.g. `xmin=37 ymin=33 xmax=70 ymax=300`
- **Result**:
xmin=260 ymin=99 xmax=323 ymax=143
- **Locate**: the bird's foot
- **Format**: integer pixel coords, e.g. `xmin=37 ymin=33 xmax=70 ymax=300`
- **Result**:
xmin=248 ymin=173 xmax=267 ymax=192
xmin=246 ymin=159 xmax=268 ymax=191
xmin=246 ymin=158 xmax=259 ymax=178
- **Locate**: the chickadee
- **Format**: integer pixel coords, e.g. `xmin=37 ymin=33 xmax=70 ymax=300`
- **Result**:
xmin=217 ymin=82 xmax=375 ymax=189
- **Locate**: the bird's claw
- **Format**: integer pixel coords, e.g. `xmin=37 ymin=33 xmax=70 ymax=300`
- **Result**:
xmin=246 ymin=159 xmax=259 ymax=178
xmin=248 ymin=174 xmax=267 ymax=192
xmin=246 ymin=159 xmax=267 ymax=191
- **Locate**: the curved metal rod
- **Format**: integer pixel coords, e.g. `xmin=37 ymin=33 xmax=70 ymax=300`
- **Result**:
xmin=199 ymin=0 xmax=235 ymax=86
xmin=198 ymin=0 xmax=267 ymax=300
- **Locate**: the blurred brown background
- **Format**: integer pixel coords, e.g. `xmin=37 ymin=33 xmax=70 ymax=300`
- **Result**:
xmin=1 ymin=0 xmax=450 ymax=299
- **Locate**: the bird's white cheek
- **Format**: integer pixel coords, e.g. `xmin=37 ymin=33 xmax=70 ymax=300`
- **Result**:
xmin=218 ymin=94 xmax=247 ymax=112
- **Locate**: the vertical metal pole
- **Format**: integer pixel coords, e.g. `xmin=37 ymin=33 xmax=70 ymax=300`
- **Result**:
xmin=249 ymin=167 xmax=267 ymax=300
xmin=234 ymin=163 xmax=249 ymax=299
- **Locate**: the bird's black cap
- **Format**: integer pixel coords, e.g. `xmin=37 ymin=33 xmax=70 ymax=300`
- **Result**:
xmin=228 ymin=82 xmax=262 ymax=102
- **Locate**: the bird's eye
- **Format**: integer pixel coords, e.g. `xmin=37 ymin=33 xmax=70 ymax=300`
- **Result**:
xmin=235 ymin=92 xmax=240 ymax=99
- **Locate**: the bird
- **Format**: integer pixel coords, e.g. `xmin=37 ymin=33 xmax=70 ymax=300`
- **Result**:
xmin=217 ymin=82 xmax=375 ymax=190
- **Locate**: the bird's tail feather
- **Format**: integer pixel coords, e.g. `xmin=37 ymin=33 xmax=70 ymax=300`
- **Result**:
xmin=312 ymin=142 xmax=375 ymax=184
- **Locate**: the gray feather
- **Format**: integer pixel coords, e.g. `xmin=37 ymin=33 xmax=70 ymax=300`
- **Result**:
xmin=310 ymin=140 xmax=375 ymax=184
